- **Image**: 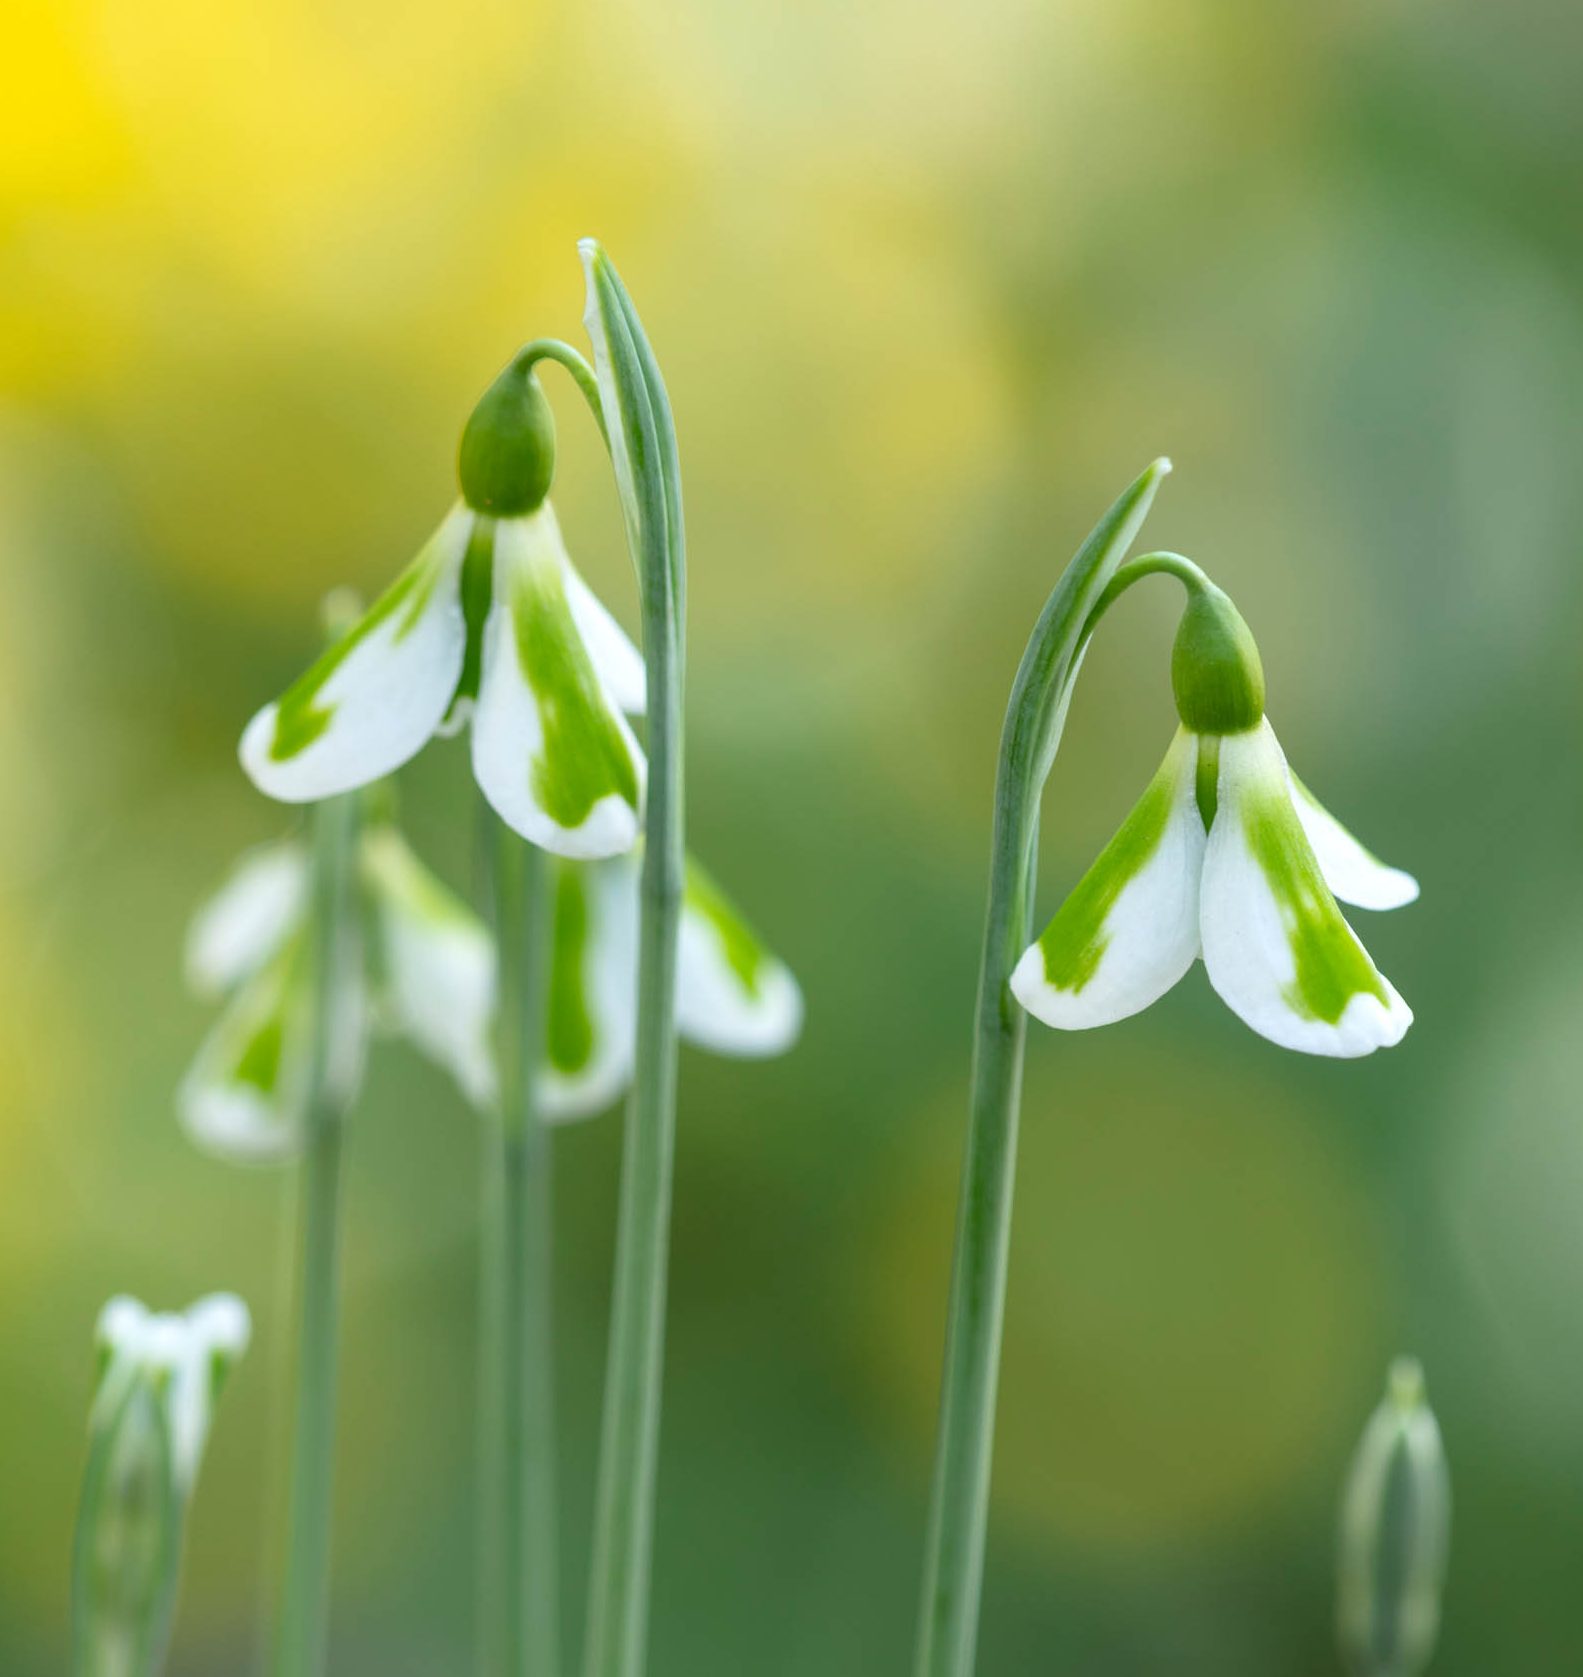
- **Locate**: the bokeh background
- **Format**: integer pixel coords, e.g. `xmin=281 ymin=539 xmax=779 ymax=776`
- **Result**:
xmin=4 ymin=0 xmax=1581 ymax=1671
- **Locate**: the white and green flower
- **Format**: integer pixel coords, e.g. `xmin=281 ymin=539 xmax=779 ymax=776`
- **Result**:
xmin=239 ymin=358 xmax=646 ymax=859
xmin=92 ymin=1293 xmax=251 ymax=1495
xmin=537 ymin=853 xmax=803 ymax=1120
xmin=180 ymin=823 xmax=494 ymax=1161
xmin=1010 ymin=584 xmax=1415 ymax=1059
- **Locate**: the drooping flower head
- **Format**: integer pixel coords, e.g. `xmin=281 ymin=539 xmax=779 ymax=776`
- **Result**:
xmin=1011 ymin=577 xmax=1415 ymax=1057
xmin=239 ymin=355 xmax=645 ymax=858
xmin=181 ymin=819 xmax=801 ymax=1149
xmin=181 ymin=816 xmax=495 ymax=1160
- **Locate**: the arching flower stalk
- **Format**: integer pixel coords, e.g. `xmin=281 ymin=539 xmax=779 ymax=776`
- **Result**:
xmin=913 ymin=465 xmax=1419 ymax=1677
xmin=71 ymin=1294 xmax=250 ymax=1677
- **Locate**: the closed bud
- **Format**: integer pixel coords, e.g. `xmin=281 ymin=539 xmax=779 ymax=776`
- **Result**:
xmin=1337 ymin=1358 xmax=1451 ymax=1677
xmin=458 ymin=353 xmax=558 ymax=516
xmin=72 ymin=1293 xmax=251 ymax=1677
xmin=74 ymin=1370 xmax=182 ymax=1677
xmin=1170 ymin=582 xmax=1266 ymax=735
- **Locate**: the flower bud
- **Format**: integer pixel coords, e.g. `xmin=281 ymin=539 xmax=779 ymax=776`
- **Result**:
xmin=1337 ymin=1358 xmax=1451 ymax=1677
xmin=458 ymin=354 xmax=557 ymax=516
xmin=74 ymin=1370 xmax=182 ymax=1677
xmin=73 ymin=1293 xmax=252 ymax=1676
xmin=1170 ymin=583 xmax=1265 ymax=734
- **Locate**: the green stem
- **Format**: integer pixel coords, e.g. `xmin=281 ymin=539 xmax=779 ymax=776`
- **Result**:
xmin=480 ymin=823 xmax=559 ymax=1677
xmin=912 ymin=462 xmax=1171 ymax=1677
xmin=580 ymin=246 xmax=686 ymax=1677
xmin=273 ymin=788 xmax=358 ymax=1677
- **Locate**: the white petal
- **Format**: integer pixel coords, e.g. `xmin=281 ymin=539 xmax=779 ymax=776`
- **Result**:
xmin=675 ymin=860 xmax=803 ymax=1056
xmin=185 ymin=840 xmax=309 ymax=997
xmin=1200 ymin=722 xmax=1413 ymax=1058
xmin=539 ymin=857 xmax=638 ymax=1122
xmin=564 ymin=558 xmax=646 ymax=717
xmin=240 ymin=505 xmax=472 ymax=802
xmin=362 ymin=826 xmax=497 ymax=1109
xmin=1011 ymin=729 xmax=1205 ymax=1030
xmin=179 ymin=942 xmax=367 ymax=1162
xmin=1285 ymin=765 xmax=1419 ymax=911
xmin=471 ymin=509 xmax=645 ymax=858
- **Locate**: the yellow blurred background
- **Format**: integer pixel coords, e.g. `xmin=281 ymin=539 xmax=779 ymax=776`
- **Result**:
xmin=3 ymin=1 xmax=1581 ymax=1672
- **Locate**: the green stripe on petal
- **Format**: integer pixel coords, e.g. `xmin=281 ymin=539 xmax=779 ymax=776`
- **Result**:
xmin=547 ymin=860 xmax=596 ymax=1076
xmin=1011 ymin=729 xmax=1205 ymax=1030
xmin=471 ymin=508 xmax=645 ymax=857
xmin=240 ymin=506 xmax=470 ymax=802
xmin=1240 ymin=784 xmax=1387 ymax=1023
xmin=683 ymin=859 xmax=767 ymax=998
xmin=512 ymin=545 xmax=640 ymax=828
xmin=1200 ymin=722 xmax=1412 ymax=1058
xmin=675 ymin=857 xmax=803 ymax=1057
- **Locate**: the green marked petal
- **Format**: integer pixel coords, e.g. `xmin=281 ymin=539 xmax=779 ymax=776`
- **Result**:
xmin=1011 ymin=729 xmax=1204 ymax=1030
xmin=1200 ymin=722 xmax=1412 ymax=1058
xmin=675 ymin=858 xmax=803 ymax=1056
xmin=239 ymin=506 xmax=471 ymax=802
xmin=539 ymin=857 xmax=637 ymax=1120
xmin=471 ymin=507 xmax=644 ymax=858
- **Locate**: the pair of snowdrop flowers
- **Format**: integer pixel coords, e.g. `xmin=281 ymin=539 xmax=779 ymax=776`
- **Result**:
xmin=181 ymin=817 xmax=801 ymax=1159
xmin=1012 ymin=580 xmax=1416 ymax=1058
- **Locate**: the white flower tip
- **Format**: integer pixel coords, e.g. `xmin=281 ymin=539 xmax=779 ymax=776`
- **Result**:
xmin=1009 ymin=943 xmax=1061 ymax=1024
xmin=97 ymin=1295 xmax=150 ymax=1354
xmin=188 ymin=1293 xmax=252 ymax=1361
xmin=1149 ymin=455 xmax=1173 ymax=479
xmin=179 ymin=1080 xmax=300 ymax=1166
xmin=238 ymin=707 xmax=333 ymax=804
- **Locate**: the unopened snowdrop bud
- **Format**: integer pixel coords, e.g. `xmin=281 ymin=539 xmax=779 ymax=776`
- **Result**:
xmin=74 ymin=1294 xmax=251 ymax=1677
xmin=1170 ymin=581 xmax=1265 ymax=734
xmin=459 ymin=354 xmax=558 ymax=516
xmin=1337 ymin=1358 xmax=1450 ymax=1677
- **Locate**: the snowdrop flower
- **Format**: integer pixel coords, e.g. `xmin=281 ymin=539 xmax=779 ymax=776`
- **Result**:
xmin=239 ymin=355 xmax=646 ymax=858
xmin=180 ymin=820 xmax=494 ymax=1160
xmin=536 ymin=852 xmax=802 ymax=1120
xmin=74 ymin=1295 xmax=250 ymax=1676
xmin=1011 ymin=581 xmax=1415 ymax=1057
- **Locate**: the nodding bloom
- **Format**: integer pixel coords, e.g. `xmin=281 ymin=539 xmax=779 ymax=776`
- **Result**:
xmin=240 ymin=355 xmax=646 ymax=859
xmin=180 ymin=819 xmax=495 ymax=1161
xmin=75 ymin=1295 xmax=250 ymax=1674
xmin=182 ymin=822 xmax=802 ymax=1147
xmin=1011 ymin=581 xmax=1415 ymax=1058
xmin=530 ymin=851 xmax=802 ymax=1120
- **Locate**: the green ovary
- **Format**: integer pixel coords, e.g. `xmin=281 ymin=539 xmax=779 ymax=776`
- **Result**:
xmin=270 ymin=537 xmax=447 ymax=762
xmin=683 ymin=860 xmax=767 ymax=997
xmin=546 ymin=863 xmax=595 ymax=1075
xmin=1241 ymin=791 xmax=1387 ymax=1023
xmin=512 ymin=560 xmax=638 ymax=829
xmin=1035 ymin=736 xmax=1186 ymax=993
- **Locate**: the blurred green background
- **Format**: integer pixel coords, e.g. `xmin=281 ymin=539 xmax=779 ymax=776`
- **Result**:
xmin=3 ymin=0 xmax=1581 ymax=1671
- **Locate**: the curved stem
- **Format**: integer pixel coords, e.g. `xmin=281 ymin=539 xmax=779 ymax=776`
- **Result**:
xmin=912 ymin=461 xmax=1171 ymax=1677
xmin=274 ymin=787 xmax=358 ymax=1677
xmin=580 ymin=245 xmax=686 ymax=1677
xmin=518 ymin=339 xmax=608 ymax=444
xmin=480 ymin=824 xmax=559 ymax=1677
